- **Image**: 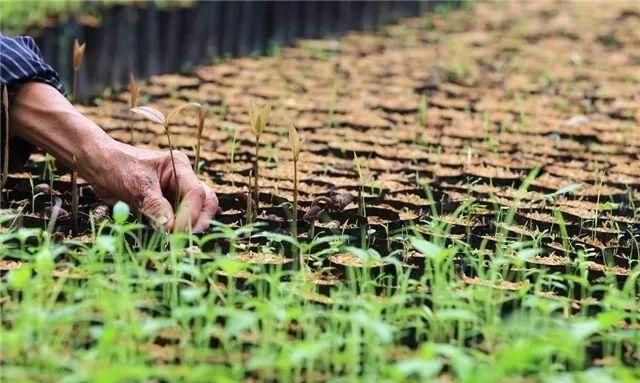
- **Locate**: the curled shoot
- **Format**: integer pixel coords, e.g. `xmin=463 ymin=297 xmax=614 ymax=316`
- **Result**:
xmin=249 ymin=102 xmax=271 ymax=209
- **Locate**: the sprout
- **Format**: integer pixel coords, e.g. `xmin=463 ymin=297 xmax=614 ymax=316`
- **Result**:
xmin=288 ymin=122 xmax=302 ymax=268
xmin=72 ymin=39 xmax=86 ymax=102
xmin=131 ymin=102 xmax=201 ymax=209
xmin=248 ymin=102 xmax=271 ymax=209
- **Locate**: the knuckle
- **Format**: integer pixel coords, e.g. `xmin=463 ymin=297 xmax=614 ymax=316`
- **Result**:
xmin=172 ymin=151 xmax=190 ymax=165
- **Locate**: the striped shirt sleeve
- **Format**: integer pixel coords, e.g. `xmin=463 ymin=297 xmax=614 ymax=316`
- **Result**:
xmin=0 ymin=32 xmax=66 ymax=95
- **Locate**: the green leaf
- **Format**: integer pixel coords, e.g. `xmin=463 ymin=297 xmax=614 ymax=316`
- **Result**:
xmin=8 ymin=265 xmax=32 ymax=290
xmin=112 ymin=201 xmax=130 ymax=224
xmin=411 ymin=237 xmax=442 ymax=258
xmin=393 ymin=359 xmax=443 ymax=379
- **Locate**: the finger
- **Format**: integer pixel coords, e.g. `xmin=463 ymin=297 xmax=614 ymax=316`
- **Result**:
xmin=192 ymin=183 xmax=219 ymax=232
xmin=173 ymin=160 xmax=206 ymax=232
xmin=140 ymin=183 xmax=175 ymax=232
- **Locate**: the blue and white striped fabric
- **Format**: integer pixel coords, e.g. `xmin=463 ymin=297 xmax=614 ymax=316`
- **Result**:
xmin=0 ymin=32 xmax=65 ymax=95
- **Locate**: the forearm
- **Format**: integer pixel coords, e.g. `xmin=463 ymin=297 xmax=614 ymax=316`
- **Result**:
xmin=9 ymin=82 xmax=116 ymax=181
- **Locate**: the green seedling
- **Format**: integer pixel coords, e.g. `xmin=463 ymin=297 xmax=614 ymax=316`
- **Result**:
xmin=131 ymin=102 xmax=201 ymax=210
xmin=72 ymin=39 xmax=86 ymax=102
xmin=194 ymin=106 xmax=207 ymax=175
xmin=128 ymin=73 xmax=139 ymax=143
xmin=249 ymin=102 xmax=271 ymax=209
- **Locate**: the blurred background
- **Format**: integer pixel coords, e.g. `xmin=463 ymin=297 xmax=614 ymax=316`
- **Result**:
xmin=1 ymin=1 xmax=455 ymax=101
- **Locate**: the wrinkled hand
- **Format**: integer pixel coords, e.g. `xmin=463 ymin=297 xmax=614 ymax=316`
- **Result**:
xmin=10 ymin=82 xmax=218 ymax=232
xmin=88 ymin=143 xmax=218 ymax=232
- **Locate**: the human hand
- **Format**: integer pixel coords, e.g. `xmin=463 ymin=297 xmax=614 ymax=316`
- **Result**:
xmin=88 ymin=142 xmax=218 ymax=232
xmin=10 ymin=82 xmax=218 ymax=232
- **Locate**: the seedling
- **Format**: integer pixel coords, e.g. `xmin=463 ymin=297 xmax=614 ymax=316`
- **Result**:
xmin=288 ymin=123 xmax=302 ymax=262
xmin=128 ymin=73 xmax=139 ymax=143
xmin=72 ymin=39 xmax=86 ymax=102
xmin=1 ymin=85 xmax=9 ymax=205
xmin=194 ymin=106 xmax=207 ymax=175
xmin=249 ymin=102 xmax=271 ymax=209
xmin=131 ymin=102 xmax=201 ymax=210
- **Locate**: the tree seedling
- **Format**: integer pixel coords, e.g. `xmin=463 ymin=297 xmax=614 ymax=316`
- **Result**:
xmin=249 ymin=102 xmax=271 ymax=210
xmin=194 ymin=106 xmax=207 ymax=175
xmin=130 ymin=102 xmax=201 ymax=210
xmin=72 ymin=39 xmax=86 ymax=102
xmin=288 ymin=122 xmax=302 ymax=265
xmin=128 ymin=73 xmax=139 ymax=143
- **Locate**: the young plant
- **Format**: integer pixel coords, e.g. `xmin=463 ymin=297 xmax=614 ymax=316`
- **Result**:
xmin=249 ymin=102 xmax=271 ymax=209
xmin=194 ymin=106 xmax=207 ymax=175
xmin=1 ymin=85 xmax=9 ymax=205
xmin=128 ymin=73 xmax=139 ymax=143
xmin=130 ymin=102 xmax=201 ymax=210
xmin=72 ymin=39 xmax=86 ymax=102
xmin=288 ymin=123 xmax=302 ymax=265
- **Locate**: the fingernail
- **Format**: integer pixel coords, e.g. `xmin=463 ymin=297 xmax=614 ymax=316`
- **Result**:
xmin=154 ymin=216 xmax=168 ymax=228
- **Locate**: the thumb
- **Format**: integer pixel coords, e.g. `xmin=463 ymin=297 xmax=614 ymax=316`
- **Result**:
xmin=139 ymin=186 xmax=175 ymax=232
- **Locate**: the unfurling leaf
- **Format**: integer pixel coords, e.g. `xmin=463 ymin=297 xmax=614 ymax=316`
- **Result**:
xmin=130 ymin=106 xmax=165 ymax=125
xmin=166 ymin=102 xmax=202 ymax=125
xmin=73 ymin=39 xmax=86 ymax=71
xmin=249 ymin=102 xmax=271 ymax=139
xmin=288 ymin=122 xmax=302 ymax=162
xmin=128 ymin=73 xmax=139 ymax=108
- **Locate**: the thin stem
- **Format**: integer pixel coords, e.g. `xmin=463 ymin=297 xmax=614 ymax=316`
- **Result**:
xmin=72 ymin=70 xmax=78 ymax=102
xmin=254 ymin=138 xmax=259 ymax=210
xmin=71 ymin=156 xmax=79 ymax=235
xmin=165 ymin=124 xmax=180 ymax=210
xmin=128 ymin=111 xmax=134 ymax=144
xmin=194 ymin=135 xmax=202 ymax=175
xmin=292 ymin=159 xmax=299 ymax=268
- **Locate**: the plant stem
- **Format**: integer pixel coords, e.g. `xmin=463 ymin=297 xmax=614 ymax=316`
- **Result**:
xmin=254 ymin=138 xmax=259 ymax=210
xmin=292 ymin=159 xmax=299 ymax=269
xmin=71 ymin=156 xmax=79 ymax=235
xmin=247 ymin=170 xmax=253 ymax=226
xmin=72 ymin=70 xmax=78 ymax=102
xmin=165 ymin=124 xmax=180 ymax=210
xmin=128 ymin=111 xmax=134 ymax=144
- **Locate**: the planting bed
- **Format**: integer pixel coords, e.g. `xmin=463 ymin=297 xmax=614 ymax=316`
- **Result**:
xmin=2 ymin=1 xmax=639 ymax=382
